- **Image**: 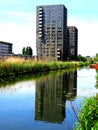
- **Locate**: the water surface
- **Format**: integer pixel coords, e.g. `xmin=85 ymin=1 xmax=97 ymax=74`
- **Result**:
xmin=0 ymin=68 xmax=98 ymax=130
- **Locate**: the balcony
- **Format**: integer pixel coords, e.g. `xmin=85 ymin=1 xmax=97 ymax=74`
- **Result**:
xmin=39 ymin=31 xmax=42 ymax=34
xmin=39 ymin=35 xmax=42 ymax=38
xmin=39 ymin=11 xmax=43 ymax=14
xmin=57 ymin=51 xmax=60 ymax=54
xmin=57 ymin=55 xmax=60 ymax=58
xmin=39 ymin=28 xmax=42 ymax=31
xmin=39 ymin=14 xmax=42 ymax=18
xmin=39 ymin=8 xmax=43 ymax=11
xmin=39 ymin=21 xmax=42 ymax=24
xmin=39 ymin=25 xmax=42 ymax=27
xmin=39 ymin=18 xmax=42 ymax=21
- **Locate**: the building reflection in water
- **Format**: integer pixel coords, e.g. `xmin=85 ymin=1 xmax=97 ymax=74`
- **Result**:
xmin=35 ymin=70 xmax=77 ymax=124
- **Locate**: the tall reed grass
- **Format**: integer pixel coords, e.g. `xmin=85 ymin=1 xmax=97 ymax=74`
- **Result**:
xmin=0 ymin=57 xmax=89 ymax=82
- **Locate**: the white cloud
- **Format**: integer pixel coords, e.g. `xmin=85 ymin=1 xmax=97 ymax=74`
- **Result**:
xmin=1 ymin=11 xmax=98 ymax=57
xmin=0 ymin=14 xmax=36 ymax=55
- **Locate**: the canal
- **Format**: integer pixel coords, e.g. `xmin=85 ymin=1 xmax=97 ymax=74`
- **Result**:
xmin=0 ymin=68 xmax=98 ymax=130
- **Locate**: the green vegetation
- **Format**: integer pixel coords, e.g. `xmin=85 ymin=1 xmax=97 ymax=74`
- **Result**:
xmin=0 ymin=58 xmax=89 ymax=83
xmin=75 ymin=94 xmax=98 ymax=130
xmin=22 ymin=46 xmax=33 ymax=56
xmin=95 ymin=53 xmax=98 ymax=62
xmin=95 ymin=73 xmax=98 ymax=88
xmin=77 ymin=54 xmax=87 ymax=62
xmin=96 ymin=73 xmax=98 ymax=81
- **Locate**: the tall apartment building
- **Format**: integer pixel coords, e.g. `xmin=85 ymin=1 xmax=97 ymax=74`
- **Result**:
xmin=67 ymin=26 xmax=78 ymax=60
xmin=36 ymin=5 xmax=67 ymax=61
xmin=0 ymin=41 xmax=13 ymax=55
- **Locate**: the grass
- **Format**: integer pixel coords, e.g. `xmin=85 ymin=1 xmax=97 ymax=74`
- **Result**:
xmin=74 ymin=94 xmax=98 ymax=130
xmin=0 ymin=57 xmax=89 ymax=83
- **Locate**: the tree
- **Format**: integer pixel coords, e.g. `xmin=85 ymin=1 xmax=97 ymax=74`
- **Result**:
xmin=28 ymin=46 xmax=33 ymax=56
xmin=77 ymin=54 xmax=87 ymax=62
xmin=26 ymin=46 xmax=29 ymax=55
xmin=95 ymin=53 xmax=98 ymax=61
xmin=22 ymin=47 xmax=26 ymax=55
xmin=22 ymin=46 xmax=33 ymax=56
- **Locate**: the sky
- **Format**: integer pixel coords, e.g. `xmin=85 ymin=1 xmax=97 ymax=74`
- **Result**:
xmin=0 ymin=0 xmax=98 ymax=56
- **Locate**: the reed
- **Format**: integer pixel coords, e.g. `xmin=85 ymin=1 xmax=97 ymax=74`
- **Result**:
xmin=0 ymin=58 xmax=89 ymax=82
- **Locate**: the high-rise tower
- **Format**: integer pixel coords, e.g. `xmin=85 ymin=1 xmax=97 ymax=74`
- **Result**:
xmin=36 ymin=5 xmax=67 ymax=61
xmin=67 ymin=26 xmax=78 ymax=60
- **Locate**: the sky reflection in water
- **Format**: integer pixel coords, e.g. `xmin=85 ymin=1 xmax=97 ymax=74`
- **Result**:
xmin=0 ymin=68 xmax=98 ymax=130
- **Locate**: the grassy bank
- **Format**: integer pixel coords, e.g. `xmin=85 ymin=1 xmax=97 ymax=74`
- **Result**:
xmin=74 ymin=94 xmax=98 ymax=130
xmin=0 ymin=57 xmax=89 ymax=82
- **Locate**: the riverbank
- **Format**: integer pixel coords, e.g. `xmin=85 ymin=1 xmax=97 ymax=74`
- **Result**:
xmin=0 ymin=57 xmax=89 ymax=83
xmin=74 ymin=94 xmax=98 ymax=130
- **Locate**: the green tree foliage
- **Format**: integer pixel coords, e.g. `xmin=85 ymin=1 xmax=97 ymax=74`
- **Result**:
xmin=22 ymin=46 xmax=33 ymax=56
xmin=95 ymin=53 xmax=98 ymax=61
xmin=77 ymin=54 xmax=87 ymax=62
xmin=22 ymin=47 xmax=26 ymax=55
xmin=28 ymin=46 xmax=33 ymax=56
xmin=26 ymin=46 xmax=29 ymax=55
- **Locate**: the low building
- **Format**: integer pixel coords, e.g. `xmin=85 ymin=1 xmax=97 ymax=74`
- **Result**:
xmin=0 ymin=41 xmax=13 ymax=55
